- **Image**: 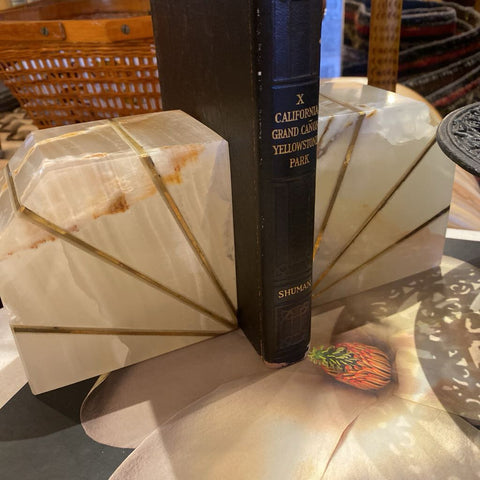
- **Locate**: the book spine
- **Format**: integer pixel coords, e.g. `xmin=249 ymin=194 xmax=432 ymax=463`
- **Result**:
xmin=257 ymin=0 xmax=322 ymax=364
xmin=149 ymin=0 xmax=322 ymax=364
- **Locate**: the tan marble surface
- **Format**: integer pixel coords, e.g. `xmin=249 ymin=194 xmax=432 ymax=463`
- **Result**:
xmin=78 ymin=256 xmax=480 ymax=479
xmin=449 ymin=166 xmax=480 ymax=231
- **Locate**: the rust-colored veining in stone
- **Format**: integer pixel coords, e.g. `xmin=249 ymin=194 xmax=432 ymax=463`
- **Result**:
xmin=83 ymin=152 xmax=108 ymax=160
xmin=93 ymin=192 xmax=129 ymax=219
xmin=162 ymin=144 xmax=205 ymax=184
xmin=143 ymin=183 xmax=157 ymax=199
xmin=30 ymin=235 xmax=56 ymax=250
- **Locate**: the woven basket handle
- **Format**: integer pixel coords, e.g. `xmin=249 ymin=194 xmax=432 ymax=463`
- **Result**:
xmin=367 ymin=0 xmax=403 ymax=92
xmin=0 ymin=15 xmax=153 ymax=43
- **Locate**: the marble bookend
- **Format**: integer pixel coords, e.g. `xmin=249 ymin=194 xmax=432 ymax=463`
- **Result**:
xmin=0 ymin=111 xmax=237 ymax=394
xmin=0 ymin=82 xmax=455 ymax=394
xmin=312 ymin=81 xmax=455 ymax=305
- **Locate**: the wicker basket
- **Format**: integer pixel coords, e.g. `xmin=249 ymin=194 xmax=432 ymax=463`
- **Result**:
xmin=0 ymin=0 xmax=162 ymax=128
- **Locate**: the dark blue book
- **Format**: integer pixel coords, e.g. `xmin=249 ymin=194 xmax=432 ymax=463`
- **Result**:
xmin=151 ymin=0 xmax=323 ymax=364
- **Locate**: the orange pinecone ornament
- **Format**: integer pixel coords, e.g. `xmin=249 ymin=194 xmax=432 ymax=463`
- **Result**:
xmin=307 ymin=342 xmax=392 ymax=390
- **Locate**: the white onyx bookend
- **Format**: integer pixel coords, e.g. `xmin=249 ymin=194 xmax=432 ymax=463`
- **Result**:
xmin=0 ymin=82 xmax=456 ymax=394
xmin=0 ymin=111 xmax=237 ymax=394
xmin=313 ymin=81 xmax=455 ymax=305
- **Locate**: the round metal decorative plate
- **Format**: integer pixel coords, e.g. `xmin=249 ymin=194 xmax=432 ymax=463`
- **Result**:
xmin=436 ymin=102 xmax=480 ymax=177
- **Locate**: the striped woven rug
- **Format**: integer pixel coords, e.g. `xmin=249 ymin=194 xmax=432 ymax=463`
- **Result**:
xmin=343 ymin=0 xmax=480 ymax=116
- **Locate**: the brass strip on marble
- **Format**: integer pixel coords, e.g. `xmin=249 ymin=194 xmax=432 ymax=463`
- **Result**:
xmin=312 ymin=116 xmax=334 ymax=258
xmin=312 ymin=206 xmax=450 ymax=298
xmin=5 ymin=164 xmax=21 ymax=211
xmin=109 ymin=120 xmax=237 ymax=321
xmin=319 ymin=93 xmax=365 ymax=113
xmin=12 ymin=128 xmax=97 ymax=176
xmin=317 ymin=116 xmax=334 ymax=153
xmin=12 ymin=325 xmax=229 ymax=337
xmin=5 ymin=164 xmax=235 ymax=329
xmin=312 ymin=112 xmax=366 ymax=261
xmin=313 ymin=135 xmax=437 ymax=287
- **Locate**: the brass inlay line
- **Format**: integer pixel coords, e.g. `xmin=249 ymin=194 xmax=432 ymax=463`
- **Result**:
xmin=12 ymin=127 xmax=102 ymax=176
xmin=5 ymin=164 xmax=235 ymax=329
xmin=12 ymin=325 xmax=230 ymax=337
xmin=312 ymin=116 xmax=333 ymax=259
xmin=316 ymin=116 xmax=334 ymax=159
xmin=312 ymin=206 xmax=450 ymax=299
xmin=313 ymin=112 xmax=366 ymax=260
xmin=109 ymin=119 xmax=237 ymax=322
xmin=319 ymin=93 xmax=365 ymax=114
xmin=312 ymin=135 xmax=437 ymax=288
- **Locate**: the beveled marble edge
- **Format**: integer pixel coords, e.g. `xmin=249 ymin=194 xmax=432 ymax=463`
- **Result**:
xmin=446 ymin=228 xmax=480 ymax=242
xmin=0 ymin=309 xmax=27 ymax=408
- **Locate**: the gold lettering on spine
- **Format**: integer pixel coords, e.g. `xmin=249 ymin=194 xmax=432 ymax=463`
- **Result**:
xmin=274 ymin=104 xmax=319 ymax=123
xmin=289 ymin=154 xmax=310 ymax=169
xmin=278 ymin=280 xmax=312 ymax=299
xmin=301 ymin=120 xmax=317 ymax=135
xmin=272 ymin=92 xmax=318 ymax=170
xmin=272 ymin=135 xmax=318 ymax=155
xmin=272 ymin=126 xmax=299 ymax=140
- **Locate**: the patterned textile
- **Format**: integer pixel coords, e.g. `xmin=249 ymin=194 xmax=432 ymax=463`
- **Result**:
xmin=0 ymin=80 xmax=18 ymax=113
xmin=343 ymin=0 xmax=480 ymax=116
xmin=0 ymin=108 xmax=36 ymax=161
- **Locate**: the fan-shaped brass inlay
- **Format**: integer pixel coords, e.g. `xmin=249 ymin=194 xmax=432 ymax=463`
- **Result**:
xmin=312 ymin=206 xmax=450 ymax=298
xmin=313 ymin=93 xmax=368 ymax=260
xmin=110 ymin=119 xmax=237 ymax=321
xmin=5 ymin=161 xmax=235 ymax=331
xmin=313 ymin=112 xmax=365 ymax=262
xmin=313 ymin=135 xmax=437 ymax=290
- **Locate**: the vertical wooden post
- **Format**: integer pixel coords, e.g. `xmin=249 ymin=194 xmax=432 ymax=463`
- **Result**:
xmin=367 ymin=0 xmax=403 ymax=92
